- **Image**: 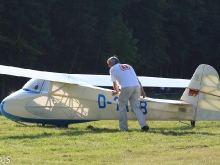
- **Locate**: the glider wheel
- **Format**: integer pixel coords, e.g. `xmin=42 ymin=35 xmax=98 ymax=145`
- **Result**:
xmin=190 ymin=121 xmax=195 ymax=127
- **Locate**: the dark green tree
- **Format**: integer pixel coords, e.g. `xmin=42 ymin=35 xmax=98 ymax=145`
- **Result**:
xmin=0 ymin=0 xmax=53 ymax=97
xmin=0 ymin=0 xmax=53 ymax=67
xmin=91 ymin=0 xmax=140 ymax=74
xmin=48 ymin=0 xmax=97 ymax=73
xmin=195 ymin=0 xmax=220 ymax=72
xmin=105 ymin=14 xmax=138 ymax=67
xmin=123 ymin=0 xmax=170 ymax=76
xmin=164 ymin=0 xmax=207 ymax=78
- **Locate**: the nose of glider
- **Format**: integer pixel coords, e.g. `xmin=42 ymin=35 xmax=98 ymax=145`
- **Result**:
xmin=0 ymin=89 xmax=44 ymax=122
xmin=0 ymin=92 xmax=19 ymax=119
xmin=0 ymin=90 xmax=30 ymax=120
xmin=0 ymin=98 xmax=14 ymax=120
xmin=0 ymin=100 xmax=5 ymax=115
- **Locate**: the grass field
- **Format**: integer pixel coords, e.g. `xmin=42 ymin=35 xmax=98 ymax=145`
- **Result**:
xmin=0 ymin=115 xmax=220 ymax=165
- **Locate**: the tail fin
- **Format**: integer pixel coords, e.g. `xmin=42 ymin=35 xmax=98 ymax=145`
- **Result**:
xmin=181 ymin=64 xmax=220 ymax=120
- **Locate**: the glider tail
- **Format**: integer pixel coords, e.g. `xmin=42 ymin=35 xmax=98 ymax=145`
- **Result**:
xmin=181 ymin=64 xmax=220 ymax=120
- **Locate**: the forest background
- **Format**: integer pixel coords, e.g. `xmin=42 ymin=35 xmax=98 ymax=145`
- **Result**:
xmin=0 ymin=0 xmax=220 ymax=98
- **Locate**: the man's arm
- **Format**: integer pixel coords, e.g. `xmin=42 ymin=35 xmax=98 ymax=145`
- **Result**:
xmin=112 ymin=81 xmax=120 ymax=96
xmin=137 ymin=78 xmax=146 ymax=98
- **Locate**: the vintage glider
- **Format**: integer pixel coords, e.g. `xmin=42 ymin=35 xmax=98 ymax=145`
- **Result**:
xmin=0 ymin=64 xmax=220 ymax=127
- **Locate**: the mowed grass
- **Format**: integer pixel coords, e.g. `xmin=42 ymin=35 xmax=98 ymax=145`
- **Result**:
xmin=0 ymin=116 xmax=220 ymax=165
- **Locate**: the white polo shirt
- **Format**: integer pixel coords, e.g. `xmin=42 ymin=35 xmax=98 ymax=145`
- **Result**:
xmin=110 ymin=63 xmax=140 ymax=88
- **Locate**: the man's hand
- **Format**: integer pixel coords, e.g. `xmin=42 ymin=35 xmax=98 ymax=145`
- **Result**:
xmin=112 ymin=81 xmax=119 ymax=96
xmin=141 ymin=90 xmax=146 ymax=98
xmin=138 ymin=78 xmax=146 ymax=98
xmin=112 ymin=90 xmax=119 ymax=96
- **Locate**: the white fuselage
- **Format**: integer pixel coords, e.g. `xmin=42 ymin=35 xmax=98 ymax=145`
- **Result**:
xmin=0 ymin=79 xmax=195 ymax=125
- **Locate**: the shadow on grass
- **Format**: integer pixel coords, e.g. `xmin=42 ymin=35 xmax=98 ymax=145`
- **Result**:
xmin=1 ymin=127 xmax=217 ymax=140
xmin=0 ymin=124 xmax=122 ymax=140
xmin=150 ymin=129 xmax=218 ymax=136
xmin=59 ymin=127 xmax=120 ymax=136
xmin=1 ymin=121 xmax=219 ymax=140
xmin=0 ymin=132 xmax=54 ymax=140
xmin=149 ymin=124 xmax=219 ymax=136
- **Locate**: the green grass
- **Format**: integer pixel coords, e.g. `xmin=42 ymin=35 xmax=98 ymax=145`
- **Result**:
xmin=0 ymin=116 xmax=220 ymax=165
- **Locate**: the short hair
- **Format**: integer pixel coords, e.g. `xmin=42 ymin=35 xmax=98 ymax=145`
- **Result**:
xmin=107 ymin=56 xmax=120 ymax=64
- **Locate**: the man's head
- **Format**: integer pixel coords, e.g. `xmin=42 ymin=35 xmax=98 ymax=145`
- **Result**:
xmin=107 ymin=56 xmax=120 ymax=68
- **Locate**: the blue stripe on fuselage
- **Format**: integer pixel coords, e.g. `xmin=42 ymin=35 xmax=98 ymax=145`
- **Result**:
xmin=0 ymin=100 xmax=95 ymax=125
xmin=22 ymin=89 xmax=40 ymax=94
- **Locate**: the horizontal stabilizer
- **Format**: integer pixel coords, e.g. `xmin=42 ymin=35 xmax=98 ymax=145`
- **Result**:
xmin=140 ymin=97 xmax=189 ymax=105
xmin=138 ymin=76 xmax=189 ymax=88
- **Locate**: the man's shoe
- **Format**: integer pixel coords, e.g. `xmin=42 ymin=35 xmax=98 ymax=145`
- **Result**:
xmin=141 ymin=125 xmax=149 ymax=132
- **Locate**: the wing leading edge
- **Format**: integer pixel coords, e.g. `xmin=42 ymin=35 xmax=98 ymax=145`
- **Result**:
xmin=0 ymin=65 xmax=190 ymax=88
xmin=0 ymin=65 xmax=87 ymax=85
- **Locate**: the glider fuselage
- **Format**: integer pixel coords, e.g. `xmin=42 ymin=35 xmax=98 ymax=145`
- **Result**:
xmin=0 ymin=79 xmax=194 ymax=126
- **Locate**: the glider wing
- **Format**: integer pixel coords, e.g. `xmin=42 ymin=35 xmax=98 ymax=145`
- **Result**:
xmin=0 ymin=65 xmax=190 ymax=87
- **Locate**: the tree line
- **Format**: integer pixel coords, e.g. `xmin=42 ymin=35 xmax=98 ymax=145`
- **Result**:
xmin=0 ymin=0 xmax=220 ymax=96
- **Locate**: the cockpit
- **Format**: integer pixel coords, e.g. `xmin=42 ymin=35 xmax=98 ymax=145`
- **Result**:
xmin=22 ymin=79 xmax=50 ymax=93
